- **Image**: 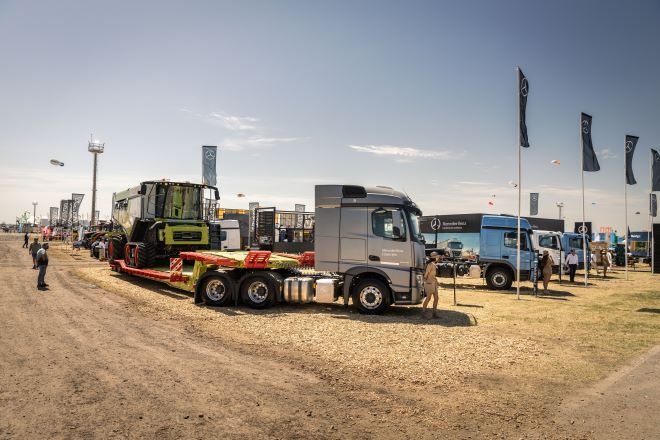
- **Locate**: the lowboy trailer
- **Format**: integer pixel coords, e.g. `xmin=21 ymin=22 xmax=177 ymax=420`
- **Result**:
xmin=109 ymin=184 xmax=427 ymax=314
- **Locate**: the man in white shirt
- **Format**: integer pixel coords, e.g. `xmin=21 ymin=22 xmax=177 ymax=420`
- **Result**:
xmin=565 ymin=249 xmax=579 ymax=282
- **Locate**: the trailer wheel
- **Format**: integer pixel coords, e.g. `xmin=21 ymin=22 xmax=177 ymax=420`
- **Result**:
xmin=240 ymin=275 xmax=275 ymax=309
xmin=485 ymin=267 xmax=513 ymax=290
xmin=352 ymin=278 xmax=390 ymax=315
xmin=199 ymin=274 xmax=233 ymax=306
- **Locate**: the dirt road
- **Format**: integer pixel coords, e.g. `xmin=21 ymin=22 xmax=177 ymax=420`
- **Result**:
xmin=1 ymin=233 xmax=658 ymax=439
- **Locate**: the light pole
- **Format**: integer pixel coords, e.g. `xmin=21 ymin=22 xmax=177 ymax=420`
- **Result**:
xmin=32 ymin=201 xmax=38 ymax=228
xmin=556 ymin=202 xmax=564 ymax=219
xmin=88 ymin=136 xmax=105 ymax=226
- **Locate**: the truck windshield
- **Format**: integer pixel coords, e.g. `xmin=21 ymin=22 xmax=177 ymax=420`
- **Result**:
xmin=405 ymin=209 xmax=423 ymax=242
xmin=155 ymin=185 xmax=202 ymax=220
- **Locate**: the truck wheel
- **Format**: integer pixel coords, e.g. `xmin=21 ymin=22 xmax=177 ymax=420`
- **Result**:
xmin=109 ymin=237 xmax=125 ymax=262
xmin=352 ymin=278 xmax=390 ymax=315
xmin=240 ymin=275 xmax=275 ymax=309
xmin=199 ymin=274 xmax=233 ymax=306
xmin=486 ymin=267 xmax=513 ymax=290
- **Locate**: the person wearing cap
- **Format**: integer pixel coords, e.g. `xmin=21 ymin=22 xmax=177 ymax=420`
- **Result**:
xmin=36 ymin=242 xmax=49 ymax=290
xmin=422 ymin=251 xmax=440 ymax=318
xmin=540 ymin=249 xmax=555 ymax=293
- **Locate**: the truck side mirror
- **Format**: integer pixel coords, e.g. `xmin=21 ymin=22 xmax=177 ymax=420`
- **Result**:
xmin=214 ymin=189 xmax=220 ymax=200
xmin=392 ymin=226 xmax=401 ymax=239
xmin=140 ymin=184 xmax=147 ymax=195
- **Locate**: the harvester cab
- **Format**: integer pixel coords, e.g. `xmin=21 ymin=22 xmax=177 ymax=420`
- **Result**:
xmin=110 ymin=180 xmax=220 ymax=268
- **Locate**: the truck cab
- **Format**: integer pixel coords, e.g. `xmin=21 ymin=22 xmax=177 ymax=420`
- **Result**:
xmin=561 ymin=232 xmax=591 ymax=270
xmin=532 ymin=230 xmax=562 ymax=273
xmin=315 ymin=185 xmax=425 ymax=314
xmin=479 ymin=215 xmax=537 ymax=290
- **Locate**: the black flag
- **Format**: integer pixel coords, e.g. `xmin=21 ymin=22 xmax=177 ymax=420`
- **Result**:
xmin=651 ymin=193 xmax=657 ymax=217
xmin=581 ymin=113 xmax=600 ymax=172
xmin=625 ymin=135 xmax=638 ymax=185
xmin=530 ymin=192 xmax=539 ymax=215
xmin=651 ymin=148 xmax=660 ymax=191
xmin=518 ymin=68 xmax=530 ymax=148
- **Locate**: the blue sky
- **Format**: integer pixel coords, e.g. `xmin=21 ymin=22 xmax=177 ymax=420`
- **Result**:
xmin=1 ymin=0 xmax=658 ymax=233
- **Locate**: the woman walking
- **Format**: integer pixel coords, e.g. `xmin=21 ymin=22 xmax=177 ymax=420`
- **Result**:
xmin=422 ymin=251 xmax=440 ymax=318
xmin=540 ymin=250 xmax=555 ymax=293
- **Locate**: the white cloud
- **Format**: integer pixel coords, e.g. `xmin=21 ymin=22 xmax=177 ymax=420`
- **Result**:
xmin=209 ymin=112 xmax=260 ymax=131
xmin=599 ymin=149 xmax=617 ymax=160
xmin=222 ymin=136 xmax=302 ymax=151
xmin=348 ymin=144 xmax=454 ymax=160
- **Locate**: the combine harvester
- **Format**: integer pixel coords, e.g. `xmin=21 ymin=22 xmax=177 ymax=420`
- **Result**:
xmin=110 ymin=184 xmax=427 ymax=314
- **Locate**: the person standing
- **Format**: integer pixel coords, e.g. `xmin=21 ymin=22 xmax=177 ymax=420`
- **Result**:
xmin=565 ymin=249 xmax=579 ymax=283
xmin=23 ymin=232 xmax=29 ymax=248
xmin=36 ymin=242 xmax=49 ymax=290
xmin=28 ymin=237 xmax=40 ymax=269
xmin=422 ymin=251 xmax=440 ymax=318
xmin=540 ymin=250 xmax=555 ymax=293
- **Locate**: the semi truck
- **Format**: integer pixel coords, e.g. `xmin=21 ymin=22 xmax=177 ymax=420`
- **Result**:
xmin=532 ymin=230 xmax=591 ymax=273
xmin=429 ymin=215 xmax=538 ymax=290
xmin=109 ymin=184 xmax=426 ymax=314
xmin=109 ymin=180 xmax=220 ymax=267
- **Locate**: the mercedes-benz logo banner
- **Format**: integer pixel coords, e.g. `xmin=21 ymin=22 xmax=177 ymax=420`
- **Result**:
xmin=202 ymin=145 xmax=218 ymax=187
xmin=651 ymin=148 xmax=660 ymax=192
xmin=625 ymin=135 xmax=638 ymax=185
xmin=518 ymin=68 xmax=530 ymax=149
xmin=530 ymin=192 xmax=539 ymax=216
xmin=581 ymin=113 xmax=600 ymax=172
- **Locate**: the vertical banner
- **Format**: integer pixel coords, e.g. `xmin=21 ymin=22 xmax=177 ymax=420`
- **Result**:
xmin=59 ymin=200 xmax=66 ymax=226
xmin=651 ymin=194 xmax=658 ymax=217
xmin=202 ymin=145 xmax=218 ymax=186
xmin=60 ymin=200 xmax=71 ymax=227
xmin=625 ymin=135 xmax=639 ymax=185
xmin=529 ymin=193 xmax=539 ymax=216
xmin=49 ymin=207 xmax=58 ymax=227
xmin=71 ymin=193 xmax=85 ymax=227
xmin=518 ymin=68 xmax=530 ymax=148
xmin=248 ymin=202 xmax=259 ymax=248
xmin=295 ymin=204 xmax=305 ymax=229
xmin=581 ymin=113 xmax=600 ymax=172
xmin=95 ymin=210 xmax=100 ymax=224
xmin=651 ymin=148 xmax=660 ymax=191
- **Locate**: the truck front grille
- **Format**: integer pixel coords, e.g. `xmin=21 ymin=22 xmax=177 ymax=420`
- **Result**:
xmin=173 ymin=231 xmax=202 ymax=241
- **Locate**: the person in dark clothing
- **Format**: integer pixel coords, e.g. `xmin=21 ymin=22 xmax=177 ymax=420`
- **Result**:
xmin=36 ymin=242 xmax=49 ymax=290
xmin=28 ymin=238 xmax=40 ymax=269
xmin=565 ymin=249 xmax=579 ymax=283
xmin=23 ymin=232 xmax=29 ymax=248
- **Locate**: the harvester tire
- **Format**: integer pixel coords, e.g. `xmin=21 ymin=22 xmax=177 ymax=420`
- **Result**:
xmin=109 ymin=237 xmax=125 ymax=262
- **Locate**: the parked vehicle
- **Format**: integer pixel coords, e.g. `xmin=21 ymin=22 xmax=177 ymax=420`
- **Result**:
xmin=531 ymin=230 xmax=562 ymax=273
xmin=109 ymin=180 xmax=220 ymax=267
xmin=110 ymin=185 xmax=426 ymax=314
xmin=560 ymin=232 xmax=591 ymax=270
xmin=210 ymin=219 xmax=241 ymax=250
xmin=427 ymin=215 xmax=538 ymax=290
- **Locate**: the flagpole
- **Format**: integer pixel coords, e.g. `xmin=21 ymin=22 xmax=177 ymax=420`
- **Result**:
xmin=581 ymin=115 xmax=588 ymax=287
xmin=625 ymin=136 xmax=629 ymax=281
xmin=516 ymin=67 xmax=521 ymax=301
xmin=650 ymin=151 xmax=653 ymax=272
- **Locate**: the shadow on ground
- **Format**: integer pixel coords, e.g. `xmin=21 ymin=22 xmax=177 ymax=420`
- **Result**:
xmin=108 ymin=271 xmax=477 ymax=326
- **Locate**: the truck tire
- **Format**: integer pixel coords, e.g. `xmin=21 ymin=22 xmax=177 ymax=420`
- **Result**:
xmin=485 ymin=267 xmax=513 ymax=290
xmin=199 ymin=274 xmax=233 ymax=306
xmin=240 ymin=274 xmax=276 ymax=309
xmin=351 ymin=278 xmax=391 ymax=315
xmin=109 ymin=237 xmax=125 ymax=262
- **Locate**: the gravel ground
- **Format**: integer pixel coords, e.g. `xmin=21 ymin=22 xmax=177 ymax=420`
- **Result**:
xmin=3 ymin=235 xmax=659 ymax=439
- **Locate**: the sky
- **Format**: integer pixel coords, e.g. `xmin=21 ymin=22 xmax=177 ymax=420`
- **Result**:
xmin=1 ymin=0 xmax=659 ymax=233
